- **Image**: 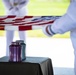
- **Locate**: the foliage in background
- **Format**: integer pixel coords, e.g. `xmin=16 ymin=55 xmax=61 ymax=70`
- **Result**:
xmin=0 ymin=0 xmax=70 ymax=38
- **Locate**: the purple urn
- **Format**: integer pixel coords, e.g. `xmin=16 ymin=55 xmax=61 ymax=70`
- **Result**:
xmin=9 ymin=42 xmax=21 ymax=62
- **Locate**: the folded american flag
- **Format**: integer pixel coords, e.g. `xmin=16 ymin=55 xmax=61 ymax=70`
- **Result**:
xmin=0 ymin=16 xmax=61 ymax=31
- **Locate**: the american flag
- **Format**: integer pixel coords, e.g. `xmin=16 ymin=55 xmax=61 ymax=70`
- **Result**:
xmin=0 ymin=16 xmax=61 ymax=31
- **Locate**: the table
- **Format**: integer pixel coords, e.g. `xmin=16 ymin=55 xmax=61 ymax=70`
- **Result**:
xmin=0 ymin=56 xmax=54 ymax=75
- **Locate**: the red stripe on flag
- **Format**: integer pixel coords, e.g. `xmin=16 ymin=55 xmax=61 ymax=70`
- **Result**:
xmin=24 ymin=20 xmax=54 ymax=25
xmin=0 ymin=26 xmax=4 ymax=30
xmin=19 ymin=25 xmax=32 ymax=31
xmin=13 ymin=16 xmax=33 ymax=21
xmin=33 ymin=20 xmax=54 ymax=25
xmin=0 ymin=15 xmax=16 ymax=20
xmin=24 ymin=16 xmax=33 ymax=18
xmin=6 ymin=15 xmax=16 ymax=18
xmin=13 ymin=20 xmax=43 ymax=25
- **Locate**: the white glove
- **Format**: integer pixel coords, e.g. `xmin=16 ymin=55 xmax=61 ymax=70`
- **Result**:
xmin=9 ymin=7 xmax=13 ymax=10
xmin=16 ymin=0 xmax=29 ymax=9
xmin=9 ymin=8 xmax=15 ymax=12
xmin=14 ymin=7 xmax=19 ymax=11
xmin=9 ymin=4 xmax=19 ymax=11
xmin=9 ymin=7 xmax=19 ymax=15
xmin=42 ymin=25 xmax=56 ymax=37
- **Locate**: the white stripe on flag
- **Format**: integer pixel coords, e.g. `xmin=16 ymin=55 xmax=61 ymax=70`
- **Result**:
xmin=5 ymin=26 xmax=18 ymax=31
xmin=32 ymin=25 xmax=43 ymax=30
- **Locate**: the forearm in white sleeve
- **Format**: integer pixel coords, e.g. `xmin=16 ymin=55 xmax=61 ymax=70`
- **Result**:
xmin=42 ymin=2 xmax=76 ymax=37
xmin=16 ymin=0 xmax=29 ymax=9
xmin=51 ymin=2 xmax=76 ymax=34
xmin=51 ymin=14 xmax=76 ymax=34
xmin=2 ymin=0 xmax=13 ymax=10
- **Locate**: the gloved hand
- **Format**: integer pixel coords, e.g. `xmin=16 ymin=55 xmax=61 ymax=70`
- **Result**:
xmin=42 ymin=25 xmax=56 ymax=37
xmin=9 ymin=7 xmax=13 ymax=11
xmin=9 ymin=7 xmax=15 ymax=14
xmin=9 ymin=7 xmax=18 ymax=15
xmin=9 ymin=5 xmax=19 ymax=11
xmin=15 ymin=7 xmax=19 ymax=11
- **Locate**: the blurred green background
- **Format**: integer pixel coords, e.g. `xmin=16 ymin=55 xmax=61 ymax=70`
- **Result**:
xmin=0 ymin=0 xmax=70 ymax=38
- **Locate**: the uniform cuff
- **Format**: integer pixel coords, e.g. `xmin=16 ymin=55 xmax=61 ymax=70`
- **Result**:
xmin=42 ymin=25 xmax=56 ymax=37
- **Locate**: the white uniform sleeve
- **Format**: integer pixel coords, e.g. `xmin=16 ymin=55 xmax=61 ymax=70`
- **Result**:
xmin=42 ymin=2 xmax=76 ymax=36
xmin=2 ymin=0 xmax=13 ymax=10
xmin=51 ymin=2 xmax=76 ymax=34
xmin=17 ymin=0 xmax=29 ymax=9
